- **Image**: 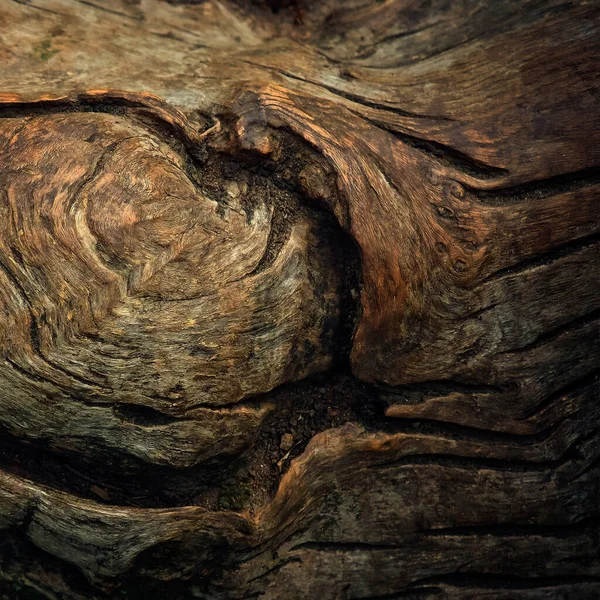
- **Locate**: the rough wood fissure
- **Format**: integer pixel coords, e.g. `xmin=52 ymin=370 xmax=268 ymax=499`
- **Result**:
xmin=0 ymin=0 xmax=598 ymax=598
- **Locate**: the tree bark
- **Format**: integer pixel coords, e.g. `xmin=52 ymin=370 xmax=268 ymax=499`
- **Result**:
xmin=0 ymin=1 xmax=598 ymax=598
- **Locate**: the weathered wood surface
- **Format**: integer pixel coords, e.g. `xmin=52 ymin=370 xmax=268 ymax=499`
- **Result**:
xmin=0 ymin=1 xmax=598 ymax=598
xmin=0 ymin=102 xmax=343 ymax=466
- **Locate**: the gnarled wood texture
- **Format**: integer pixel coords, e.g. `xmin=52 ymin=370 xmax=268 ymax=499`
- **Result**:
xmin=0 ymin=1 xmax=598 ymax=599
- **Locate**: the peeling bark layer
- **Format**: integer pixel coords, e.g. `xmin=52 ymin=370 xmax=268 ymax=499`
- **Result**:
xmin=0 ymin=0 xmax=598 ymax=599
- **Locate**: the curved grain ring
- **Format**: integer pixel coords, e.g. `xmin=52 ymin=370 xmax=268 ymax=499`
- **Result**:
xmin=0 ymin=93 xmax=342 ymax=467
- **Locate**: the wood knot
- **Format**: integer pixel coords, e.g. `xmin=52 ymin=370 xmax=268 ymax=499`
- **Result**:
xmin=453 ymin=258 xmax=468 ymax=273
xmin=0 ymin=105 xmax=346 ymax=467
xmin=448 ymin=181 xmax=465 ymax=198
xmin=436 ymin=205 xmax=456 ymax=220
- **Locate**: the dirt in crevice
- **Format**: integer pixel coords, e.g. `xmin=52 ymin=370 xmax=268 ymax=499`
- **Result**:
xmin=210 ymin=371 xmax=385 ymax=513
xmin=4 ymin=369 xmax=593 ymax=515
xmin=0 ymin=371 xmax=386 ymax=513
xmin=198 ymin=123 xmax=364 ymax=367
xmin=0 ymin=530 xmax=98 ymax=600
xmin=0 ymin=528 xmax=222 ymax=600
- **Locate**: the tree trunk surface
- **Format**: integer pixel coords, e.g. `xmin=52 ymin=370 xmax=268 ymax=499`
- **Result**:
xmin=0 ymin=1 xmax=598 ymax=598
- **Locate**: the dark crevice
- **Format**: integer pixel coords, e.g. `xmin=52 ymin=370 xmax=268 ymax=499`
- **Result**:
xmin=375 ymin=414 xmax=568 ymax=446
xmin=246 ymin=556 xmax=302 ymax=583
xmin=367 ymin=445 xmax=583 ymax=474
xmin=199 ymin=126 xmax=362 ymax=369
xmin=112 ymin=403 xmax=185 ymax=427
xmin=216 ymin=372 xmax=385 ymax=508
xmin=290 ymin=540 xmax=405 ymax=552
xmin=422 ymin=517 xmax=599 ymax=539
xmin=498 ymin=309 xmax=600 ymax=355
xmin=520 ymin=370 xmax=599 ymax=421
xmin=377 ymin=379 xmax=505 ymax=405
xmin=466 ymin=166 xmax=600 ymax=203
xmin=352 ymin=589 xmax=443 ymax=600
xmin=481 ymin=232 xmax=600 ymax=283
xmin=239 ymin=59 xmax=456 ymax=122
xmin=411 ymin=573 xmax=600 ymax=590
xmin=460 ymin=302 xmax=500 ymax=320
xmin=80 ymin=389 xmax=268 ymax=414
xmin=147 ymin=30 xmax=202 ymax=47
xmin=4 ymin=358 xmax=48 ymax=385
xmin=0 ymin=530 xmax=98 ymax=599
xmin=246 ymin=193 xmax=296 ymax=277
xmin=0 ymin=423 xmax=243 ymax=509
xmin=290 ymin=519 xmax=599 ymax=554
xmin=311 ymin=81 xmax=457 ymax=122
xmin=73 ymin=0 xmax=144 ymax=21
xmin=0 ymin=372 xmax=384 ymax=510
xmin=0 ymin=96 xmax=203 ymax=169
xmin=353 ymin=21 xmax=446 ymax=59
xmin=11 ymin=0 xmax=66 ymax=16
xmin=369 ymin=120 xmax=509 ymax=180
xmin=570 ymin=455 xmax=600 ymax=485
xmin=349 ymin=34 xmax=486 ymax=70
